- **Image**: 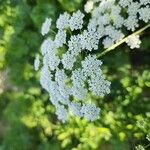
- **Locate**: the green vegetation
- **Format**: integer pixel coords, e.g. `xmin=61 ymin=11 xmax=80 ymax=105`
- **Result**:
xmin=0 ymin=0 xmax=150 ymax=149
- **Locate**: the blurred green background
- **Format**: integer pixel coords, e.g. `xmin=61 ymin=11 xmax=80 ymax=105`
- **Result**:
xmin=0 ymin=0 xmax=150 ymax=149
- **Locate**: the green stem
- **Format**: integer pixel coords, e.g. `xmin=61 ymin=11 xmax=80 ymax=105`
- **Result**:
xmin=97 ymin=24 xmax=150 ymax=58
xmin=145 ymin=143 xmax=150 ymax=149
xmin=50 ymin=29 xmax=57 ymax=35
xmin=67 ymin=28 xmax=72 ymax=36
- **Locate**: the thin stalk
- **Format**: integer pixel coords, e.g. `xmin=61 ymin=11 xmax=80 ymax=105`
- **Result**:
xmin=97 ymin=24 xmax=150 ymax=58
xmin=50 ymin=29 xmax=57 ymax=35
xmin=67 ymin=28 xmax=72 ymax=36
xmin=145 ymin=143 xmax=150 ymax=149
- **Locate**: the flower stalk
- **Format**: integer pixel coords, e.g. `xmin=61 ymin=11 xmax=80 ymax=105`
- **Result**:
xmin=97 ymin=24 xmax=150 ymax=58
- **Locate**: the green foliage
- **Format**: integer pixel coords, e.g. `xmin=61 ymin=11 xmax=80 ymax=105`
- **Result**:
xmin=57 ymin=0 xmax=83 ymax=12
xmin=0 ymin=0 xmax=150 ymax=150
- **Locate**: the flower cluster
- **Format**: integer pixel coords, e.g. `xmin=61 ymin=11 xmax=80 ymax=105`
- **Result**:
xmin=34 ymin=0 xmax=150 ymax=122
xmin=91 ymin=0 xmax=150 ymax=48
xmin=41 ymin=18 xmax=52 ymax=36
xmin=84 ymin=0 xmax=94 ymax=13
xmin=126 ymin=35 xmax=141 ymax=49
xmin=34 ymin=55 xmax=40 ymax=71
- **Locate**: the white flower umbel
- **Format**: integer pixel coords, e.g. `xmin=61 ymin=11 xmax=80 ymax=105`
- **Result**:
xmin=43 ymin=53 xmax=60 ymax=71
xmin=71 ymin=69 xmax=86 ymax=87
xmin=62 ymin=52 xmax=76 ymax=70
xmin=56 ymin=12 xmax=70 ymax=30
xmin=112 ymin=14 xmax=124 ymax=28
xmin=102 ymin=37 xmax=114 ymax=49
xmin=68 ymin=34 xmax=82 ymax=54
xmin=41 ymin=38 xmax=55 ymax=56
xmin=55 ymin=69 xmax=71 ymax=103
xmin=126 ymin=35 xmax=141 ymax=49
xmin=111 ymin=5 xmax=122 ymax=15
xmin=99 ymin=0 xmax=115 ymax=14
xmin=71 ymin=69 xmax=87 ymax=100
xmin=41 ymin=37 xmax=60 ymax=71
xmin=48 ymin=81 xmax=60 ymax=105
xmin=69 ymin=102 xmax=83 ymax=117
xmin=139 ymin=6 xmax=150 ymax=23
xmin=124 ymin=16 xmax=139 ymax=31
xmin=69 ymin=10 xmax=84 ymax=31
xmin=71 ymin=86 xmax=88 ymax=100
xmin=82 ymin=55 xmax=103 ymax=77
xmin=84 ymin=0 xmax=94 ymax=13
xmin=81 ymin=29 xmax=99 ymax=51
xmin=34 ymin=55 xmax=40 ymax=71
xmin=81 ymin=55 xmax=111 ymax=96
xmin=97 ymin=14 xmax=110 ymax=26
xmin=88 ymin=73 xmax=111 ymax=96
xmin=105 ymin=25 xmax=125 ymax=42
xmin=40 ymin=66 xmax=52 ymax=92
xmin=140 ymin=0 xmax=150 ymax=5
xmin=41 ymin=18 xmax=52 ymax=36
xmin=35 ymin=0 xmax=150 ymax=122
xmin=81 ymin=103 xmax=100 ymax=121
xmin=62 ymin=34 xmax=82 ymax=69
xmin=56 ymin=105 xmax=68 ymax=123
xmin=55 ymin=30 xmax=67 ymax=48
xmin=127 ymin=2 xmax=140 ymax=16
xmin=119 ymin=0 xmax=132 ymax=8
xmin=91 ymin=0 xmax=150 ymax=39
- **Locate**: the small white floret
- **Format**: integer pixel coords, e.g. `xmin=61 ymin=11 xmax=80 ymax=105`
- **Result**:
xmin=56 ymin=105 xmax=68 ymax=123
xmin=69 ymin=10 xmax=84 ymax=31
xmin=55 ymin=30 xmax=67 ymax=48
xmin=34 ymin=55 xmax=40 ymax=71
xmin=139 ymin=6 xmax=150 ymax=23
xmin=56 ymin=12 xmax=70 ymax=30
xmin=41 ymin=18 xmax=52 ymax=36
xmin=69 ymin=102 xmax=83 ymax=117
xmin=81 ymin=103 xmax=100 ymax=121
xmin=126 ymin=35 xmax=141 ymax=49
xmin=84 ymin=0 xmax=94 ymax=13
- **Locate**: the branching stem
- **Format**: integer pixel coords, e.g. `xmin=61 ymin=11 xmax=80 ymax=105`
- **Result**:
xmin=50 ymin=29 xmax=57 ymax=35
xmin=145 ymin=143 xmax=150 ymax=149
xmin=97 ymin=24 xmax=150 ymax=58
